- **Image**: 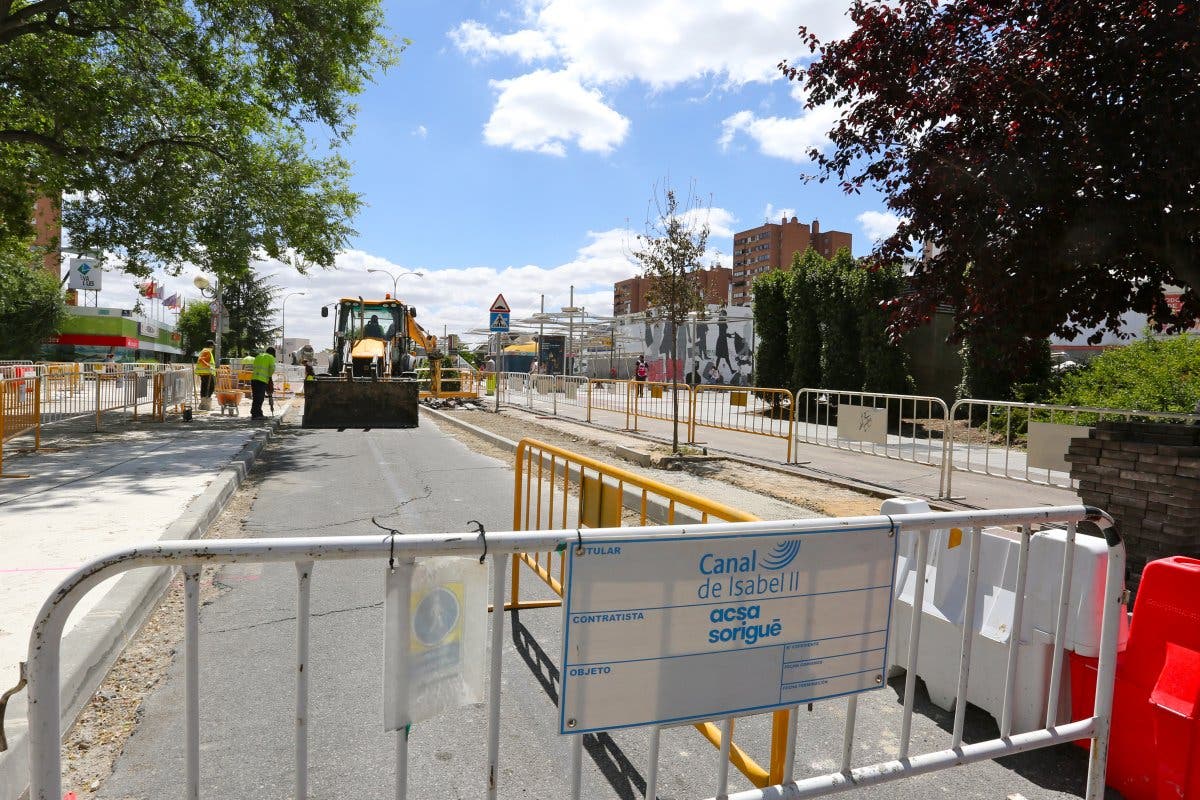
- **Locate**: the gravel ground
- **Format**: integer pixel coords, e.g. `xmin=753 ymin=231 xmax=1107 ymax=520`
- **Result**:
xmin=431 ymin=406 xmax=885 ymax=518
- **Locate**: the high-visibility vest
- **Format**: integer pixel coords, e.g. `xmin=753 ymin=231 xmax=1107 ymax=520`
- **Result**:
xmin=196 ymin=348 xmax=215 ymax=376
xmin=252 ymin=352 xmax=276 ymax=383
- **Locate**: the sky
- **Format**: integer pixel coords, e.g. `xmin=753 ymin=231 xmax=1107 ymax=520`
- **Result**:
xmin=90 ymin=0 xmax=902 ymax=350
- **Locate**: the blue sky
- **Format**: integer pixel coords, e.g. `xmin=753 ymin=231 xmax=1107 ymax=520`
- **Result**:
xmin=103 ymin=1 xmax=901 ymax=348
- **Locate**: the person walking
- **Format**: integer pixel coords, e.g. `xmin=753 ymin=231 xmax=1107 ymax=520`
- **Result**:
xmin=250 ymin=346 xmax=276 ymax=419
xmin=196 ymin=340 xmax=216 ymax=410
xmin=635 ymin=354 xmax=648 ymax=397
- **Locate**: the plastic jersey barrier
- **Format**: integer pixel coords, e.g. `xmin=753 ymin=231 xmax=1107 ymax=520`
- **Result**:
xmin=1070 ymin=555 xmax=1200 ymax=800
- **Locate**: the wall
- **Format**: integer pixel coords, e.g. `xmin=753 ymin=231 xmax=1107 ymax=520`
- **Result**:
xmin=1067 ymin=421 xmax=1200 ymax=591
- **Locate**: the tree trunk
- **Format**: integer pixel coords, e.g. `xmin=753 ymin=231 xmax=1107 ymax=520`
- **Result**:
xmin=671 ymin=324 xmax=680 ymax=453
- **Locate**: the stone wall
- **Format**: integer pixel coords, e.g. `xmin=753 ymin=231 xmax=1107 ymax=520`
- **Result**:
xmin=1067 ymin=421 xmax=1200 ymax=590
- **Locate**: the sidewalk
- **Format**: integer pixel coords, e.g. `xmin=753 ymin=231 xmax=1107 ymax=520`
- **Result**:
xmin=489 ymin=400 xmax=1083 ymax=511
xmin=0 ymin=395 xmax=292 ymax=800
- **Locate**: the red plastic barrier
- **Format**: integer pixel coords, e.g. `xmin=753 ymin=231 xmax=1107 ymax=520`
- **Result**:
xmin=1070 ymin=556 xmax=1200 ymax=800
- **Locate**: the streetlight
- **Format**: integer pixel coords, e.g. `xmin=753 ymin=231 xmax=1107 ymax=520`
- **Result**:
xmin=366 ymin=268 xmax=424 ymax=298
xmin=279 ymin=291 xmax=306 ymax=358
xmin=193 ymin=275 xmax=223 ymax=365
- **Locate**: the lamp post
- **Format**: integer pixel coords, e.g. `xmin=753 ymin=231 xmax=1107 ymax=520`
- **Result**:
xmin=279 ymin=291 xmax=306 ymax=358
xmin=193 ymin=275 xmax=222 ymax=365
xmin=366 ymin=268 xmax=424 ymax=298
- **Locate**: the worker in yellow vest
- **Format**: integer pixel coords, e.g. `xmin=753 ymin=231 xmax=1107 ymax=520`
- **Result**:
xmin=250 ymin=347 xmax=276 ymax=419
xmin=196 ymin=340 xmax=216 ymax=410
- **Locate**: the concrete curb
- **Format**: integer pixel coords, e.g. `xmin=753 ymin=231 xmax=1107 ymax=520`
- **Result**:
xmin=0 ymin=402 xmax=293 ymax=800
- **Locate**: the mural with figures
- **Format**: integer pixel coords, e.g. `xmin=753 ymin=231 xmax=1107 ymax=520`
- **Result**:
xmin=587 ymin=305 xmax=755 ymax=386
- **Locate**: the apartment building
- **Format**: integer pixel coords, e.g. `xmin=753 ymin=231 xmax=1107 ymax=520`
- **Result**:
xmin=730 ymin=216 xmax=852 ymax=306
xmin=612 ymin=267 xmax=732 ymax=316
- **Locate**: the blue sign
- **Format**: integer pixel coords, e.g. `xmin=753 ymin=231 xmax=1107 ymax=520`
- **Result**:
xmin=490 ymin=312 xmax=510 ymax=332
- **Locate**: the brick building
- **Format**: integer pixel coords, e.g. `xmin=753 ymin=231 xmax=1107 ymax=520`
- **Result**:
xmin=612 ymin=267 xmax=731 ymax=316
xmin=730 ymin=216 xmax=852 ymax=306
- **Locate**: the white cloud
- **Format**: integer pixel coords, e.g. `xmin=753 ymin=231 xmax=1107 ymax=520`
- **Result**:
xmin=764 ymin=203 xmax=797 ymax=224
xmin=718 ymin=103 xmax=840 ymax=163
xmin=413 ymin=125 xmax=427 ymax=138
xmin=857 ymin=210 xmax=904 ymax=244
xmin=484 ymin=70 xmax=629 ymax=156
xmin=87 ymin=218 xmax=750 ymax=353
xmin=450 ymin=20 xmax=558 ymax=62
xmin=674 ymin=206 xmax=735 ymax=240
xmin=453 ymin=1 xmax=854 ymax=155
xmin=460 ymin=2 xmax=851 ymax=89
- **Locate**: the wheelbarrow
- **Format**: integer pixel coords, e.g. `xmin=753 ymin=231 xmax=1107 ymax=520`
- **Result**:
xmin=215 ymin=389 xmax=244 ymax=416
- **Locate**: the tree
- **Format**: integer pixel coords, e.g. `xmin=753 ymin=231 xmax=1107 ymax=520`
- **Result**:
xmin=787 ymin=248 xmax=824 ymax=392
xmin=176 ymin=301 xmax=213 ymax=359
xmin=635 ymin=182 xmax=710 ymax=454
xmin=782 ymin=0 xmax=1200 ymax=362
xmin=1054 ymin=333 xmax=1200 ymax=412
xmin=750 ymin=271 xmax=791 ymax=390
xmin=0 ymin=240 xmax=66 ymax=359
xmin=220 ymin=272 xmax=278 ymax=358
xmin=1 ymin=0 xmax=400 ymax=276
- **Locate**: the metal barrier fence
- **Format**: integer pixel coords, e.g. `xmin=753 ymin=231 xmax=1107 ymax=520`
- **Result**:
xmin=153 ymin=368 xmax=195 ymax=421
xmin=942 ymin=399 xmax=1200 ymax=498
xmin=586 ymin=378 xmax=632 ymax=426
xmin=629 ymin=380 xmax=693 ymax=433
xmin=0 ymin=375 xmax=40 ymax=477
xmin=23 ymin=505 xmax=1122 ymax=800
xmin=510 ymin=437 xmax=797 ymax=788
xmin=795 ymin=389 xmax=949 ymax=470
xmin=693 ymin=385 xmax=794 ymax=461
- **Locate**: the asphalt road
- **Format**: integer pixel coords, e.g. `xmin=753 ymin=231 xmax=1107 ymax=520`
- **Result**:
xmin=97 ymin=418 xmax=1112 ymax=800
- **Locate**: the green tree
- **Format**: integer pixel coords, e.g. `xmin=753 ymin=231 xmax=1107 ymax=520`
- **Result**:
xmin=1 ymin=0 xmax=401 ymax=276
xmin=787 ymin=248 xmax=824 ymax=392
xmin=1054 ymin=334 xmax=1200 ymax=412
xmin=859 ymin=262 xmax=913 ymax=394
xmin=221 ymin=272 xmax=278 ymax=358
xmin=818 ymin=249 xmax=864 ymax=392
xmin=175 ymin=301 xmax=213 ymax=359
xmin=750 ymin=270 xmax=791 ymax=390
xmin=958 ymin=335 xmax=1052 ymax=401
xmin=635 ymin=181 xmax=710 ymax=454
xmin=0 ymin=240 xmax=65 ymax=359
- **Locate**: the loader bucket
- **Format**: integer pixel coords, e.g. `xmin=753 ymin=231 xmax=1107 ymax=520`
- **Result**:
xmin=302 ymin=377 xmax=419 ymax=429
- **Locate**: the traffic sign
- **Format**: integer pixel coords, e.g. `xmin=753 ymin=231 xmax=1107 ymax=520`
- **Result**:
xmin=490 ymin=312 xmax=510 ymax=332
xmin=490 ymin=294 xmax=511 ymax=313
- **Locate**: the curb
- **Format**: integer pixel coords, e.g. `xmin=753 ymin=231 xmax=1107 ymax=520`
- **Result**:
xmin=0 ymin=402 xmax=293 ymax=800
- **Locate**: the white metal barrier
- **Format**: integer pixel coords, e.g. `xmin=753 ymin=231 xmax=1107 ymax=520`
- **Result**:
xmin=942 ymin=399 xmax=1200 ymax=497
xmin=24 ymin=506 xmax=1122 ymax=800
xmin=794 ymin=388 xmax=949 ymax=469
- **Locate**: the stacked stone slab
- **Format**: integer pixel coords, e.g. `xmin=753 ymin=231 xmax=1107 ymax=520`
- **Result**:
xmin=1067 ymin=421 xmax=1200 ymax=592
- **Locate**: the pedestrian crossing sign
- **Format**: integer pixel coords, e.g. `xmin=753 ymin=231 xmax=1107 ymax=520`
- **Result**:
xmin=490 ymin=312 xmax=510 ymax=332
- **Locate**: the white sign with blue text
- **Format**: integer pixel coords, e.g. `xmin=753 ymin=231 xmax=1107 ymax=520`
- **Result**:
xmin=559 ymin=524 xmax=898 ymax=734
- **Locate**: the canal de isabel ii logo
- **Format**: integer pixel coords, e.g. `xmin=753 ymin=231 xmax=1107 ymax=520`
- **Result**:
xmin=761 ymin=539 xmax=802 ymax=571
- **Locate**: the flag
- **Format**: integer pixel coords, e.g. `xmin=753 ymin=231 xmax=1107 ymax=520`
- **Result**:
xmin=139 ymin=280 xmax=158 ymax=298
xmin=163 ymin=293 xmax=180 ymax=309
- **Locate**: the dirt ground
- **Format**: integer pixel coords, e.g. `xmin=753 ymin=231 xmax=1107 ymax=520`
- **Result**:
xmin=434 ymin=407 xmax=884 ymax=518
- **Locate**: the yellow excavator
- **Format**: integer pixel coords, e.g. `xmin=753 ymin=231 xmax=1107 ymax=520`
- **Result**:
xmin=303 ymin=296 xmax=432 ymax=429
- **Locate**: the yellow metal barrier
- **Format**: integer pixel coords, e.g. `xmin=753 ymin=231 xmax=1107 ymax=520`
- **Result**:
xmin=509 ymin=437 xmax=792 ymax=788
xmin=0 ymin=376 xmax=41 ymax=478
xmin=691 ymin=384 xmax=795 ymax=461
xmin=630 ymin=380 xmax=692 ymax=432
xmin=585 ymin=378 xmax=632 ymax=427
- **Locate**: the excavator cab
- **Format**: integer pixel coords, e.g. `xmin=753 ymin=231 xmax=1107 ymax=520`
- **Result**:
xmin=303 ymin=297 xmax=420 ymax=429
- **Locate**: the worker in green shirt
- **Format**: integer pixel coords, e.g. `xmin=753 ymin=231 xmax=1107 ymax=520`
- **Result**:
xmin=250 ymin=346 xmax=276 ymax=419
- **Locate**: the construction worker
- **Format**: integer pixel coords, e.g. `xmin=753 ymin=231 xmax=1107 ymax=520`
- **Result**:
xmin=196 ymin=340 xmax=216 ymax=410
xmin=250 ymin=346 xmax=276 ymax=419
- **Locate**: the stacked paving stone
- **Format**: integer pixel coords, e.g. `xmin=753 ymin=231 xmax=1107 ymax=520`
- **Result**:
xmin=1066 ymin=421 xmax=1200 ymax=591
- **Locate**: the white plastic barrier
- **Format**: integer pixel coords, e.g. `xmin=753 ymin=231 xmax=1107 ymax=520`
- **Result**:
xmin=883 ymin=497 xmax=1129 ymax=735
